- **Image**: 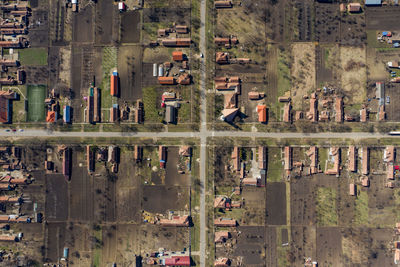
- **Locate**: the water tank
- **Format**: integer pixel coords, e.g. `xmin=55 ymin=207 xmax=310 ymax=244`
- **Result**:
xmin=158 ymin=64 xmax=164 ymax=77
xmin=153 ymin=63 xmax=157 ymax=77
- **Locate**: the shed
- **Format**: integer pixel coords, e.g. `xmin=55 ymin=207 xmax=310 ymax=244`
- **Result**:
xmin=165 ymin=105 xmax=176 ymax=124
xmin=257 ymin=105 xmax=267 ymax=123
xmin=347 ymin=3 xmax=361 ymax=12
xmin=349 ymin=183 xmax=356 ymax=196
xmin=172 ymin=51 xmax=184 ymax=61
xmin=110 ymin=71 xmax=118 ymax=97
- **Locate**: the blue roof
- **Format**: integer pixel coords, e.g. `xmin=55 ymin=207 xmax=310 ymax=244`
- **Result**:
xmin=365 ymin=0 xmax=381 ymax=5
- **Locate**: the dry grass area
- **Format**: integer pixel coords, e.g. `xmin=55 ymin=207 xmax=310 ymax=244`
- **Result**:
xmin=339 ymin=46 xmax=367 ymax=104
xmin=59 ymin=47 xmax=71 ymax=86
xmin=291 ymin=43 xmax=316 ymax=109
xmin=342 ymin=236 xmax=369 ymax=265
xmin=366 ymin=48 xmax=392 ymax=81
xmin=215 ymin=7 xmax=265 ymax=47
xmin=142 ymin=47 xmax=173 ymax=63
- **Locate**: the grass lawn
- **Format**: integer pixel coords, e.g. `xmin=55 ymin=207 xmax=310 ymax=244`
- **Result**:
xmin=143 ymin=86 xmax=162 ymax=122
xmin=18 ymin=48 xmax=48 ymax=66
xmin=101 ymin=47 xmax=117 ymax=110
xmin=316 ymin=187 xmax=338 ymax=226
xmin=27 ymin=85 xmax=46 ymax=122
xmin=354 ymin=190 xmax=368 ymax=226
xmin=179 ymin=87 xmax=191 ymax=123
xmin=267 ymin=147 xmax=283 ymax=182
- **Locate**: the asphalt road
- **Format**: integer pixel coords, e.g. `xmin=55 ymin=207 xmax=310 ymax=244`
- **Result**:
xmin=1 ymin=129 xmax=395 ymax=139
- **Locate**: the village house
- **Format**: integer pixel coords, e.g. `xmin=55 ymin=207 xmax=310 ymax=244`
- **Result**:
xmin=283 ymin=103 xmax=291 ymax=123
xmin=325 ymin=147 xmax=340 ymax=176
xmin=159 ymin=215 xmax=189 ymax=227
xmin=162 ymin=38 xmax=191 ymax=47
xmin=348 ymin=146 xmax=357 ymax=172
xmin=307 ymin=146 xmax=318 ymax=175
xmin=215 ymin=76 xmax=241 ymax=94
xmin=379 ymin=105 xmax=386 ymax=121
xmin=361 ymin=147 xmax=369 ymax=176
xmin=215 ymin=52 xmax=229 ymax=64
xmin=214 ymin=0 xmax=233 ymax=8
xmin=242 ymin=177 xmax=260 ymax=186
xmin=284 ymin=146 xmax=292 ymax=172
xmin=224 ymin=93 xmax=237 ymax=109
xmin=307 ymin=94 xmax=318 ymax=123
xmin=362 ymin=176 xmax=370 ymax=187
xmin=259 ymin=146 xmax=267 ymax=170
xmin=134 ymin=145 xmax=142 ymax=162
xmin=214 ymin=258 xmax=230 ymax=267
xmin=384 ymin=146 xmax=395 ymax=163
xmin=221 ymin=108 xmax=239 ymax=122
xmin=175 ymin=25 xmax=189 ymax=34
xmin=335 ymin=96 xmax=344 ymax=122
xmin=214 ymin=218 xmax=237 ymax=227
xmin=387 ymin=164 xmax=395 ymax=180
xmin=215 ymin=231 xmax=230 ymax=243
xmin=360 ymin=108 xmax=368 ymax=122
xmin=231 ymin=146 xmax=240 ymax=171
xmin=347 ymin=3 xmax=361 ymax=12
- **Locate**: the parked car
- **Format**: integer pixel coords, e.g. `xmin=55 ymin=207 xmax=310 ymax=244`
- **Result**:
xmin=386 ymin=96 xmax=390 ymax=104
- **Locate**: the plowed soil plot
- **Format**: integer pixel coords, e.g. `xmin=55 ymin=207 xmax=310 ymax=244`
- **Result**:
xmin=340 ymin=13 xmax=366 ymax=46
xmin=316 ymin=227 xmax=342 ymax=267
xmin=118 ymin=46 xmax=143 ymax=102
xmin=294 ymin=0 xmax=313 ymax=41
xmin=165 ymin=147 xmax=190 ymax=186
xmin=121 ymin=11 xmax=141 ymax=43
xmin=28 ymin=10 xmax=49 ymax=47
xmin=366 ymin=7 xmax=400 ymax=30
xmin=234 ymin=226 xmax=266 ymax=266
xmin=315 ymin=2 xmax=340 ymax=43
xmin=72 ymin=5 xmax=93 ymax=43
xmin=385 ymin=84 xmax=400 ymax=121
xmin=143 ymin=8 xmax=190 ymax=24
xmin=265 ymin=1 xmax=284 ymax=42
xmin=142 ymin=186 xmax=189 ymax=213
xmin=265 ymin=226 xmax=277 ymax=267
xmin=46 ymin=222 xmax=66 ymax=262
xmin=69 ymin=151 xmax=94 ymax=222
xmin=266 ymin=182 xmax=286 ymax=225
xmin=95 ymin=0 xmax=116 ymax=45
xmin=290 ymin=179 xmax=316 ymax=225
xmin=45 ymin=174 xmax=68 ymax=221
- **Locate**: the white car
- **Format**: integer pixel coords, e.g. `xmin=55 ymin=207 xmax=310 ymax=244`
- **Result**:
xmin=200 ymin=53 xmax=204 ymax=58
